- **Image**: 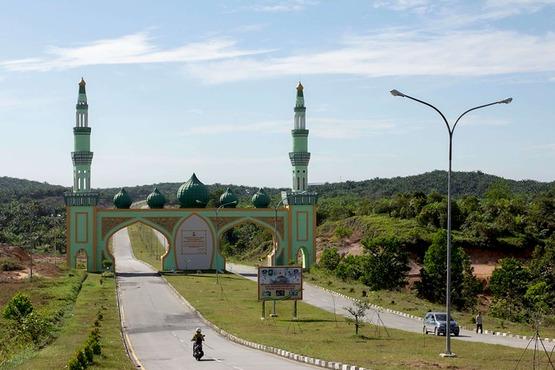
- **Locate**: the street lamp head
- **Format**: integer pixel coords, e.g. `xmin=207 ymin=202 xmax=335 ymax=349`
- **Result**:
xmin=390 ymin=89 xmax=405 ymax=97
xmin=499 ymin=97 xmax=513 ymax=104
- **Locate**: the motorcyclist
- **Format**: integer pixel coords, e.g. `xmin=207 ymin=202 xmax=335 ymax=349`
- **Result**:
xmin=191 ymin=328 xmax=205 ymax=359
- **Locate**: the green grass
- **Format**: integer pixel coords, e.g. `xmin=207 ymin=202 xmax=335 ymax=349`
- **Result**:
xmin=127 ymin=223 xmax=165 ymax=270
xmin=0 ymin=270 xmax=86 ymax=367
xmin=13 ymin=273 xmax=134 ymax=370
xmin=305 ymin=267 xmax=555 ymax=339
xmin=318 ymin=214 xmax=434 ymax=249
xmin=163 ymin=272 xmax=550 ymax=370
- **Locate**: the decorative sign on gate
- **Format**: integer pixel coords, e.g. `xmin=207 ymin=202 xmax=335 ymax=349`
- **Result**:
xmin=182 ymin=230 xmax=207 ymax=255
xmin=258 ymin=266 xmax=303 ymax=301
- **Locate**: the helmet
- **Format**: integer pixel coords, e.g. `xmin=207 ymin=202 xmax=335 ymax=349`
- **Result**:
xmin=196 ymin=328 xmax=201 ymax=333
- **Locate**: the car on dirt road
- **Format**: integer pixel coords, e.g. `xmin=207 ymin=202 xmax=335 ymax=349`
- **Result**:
xmin=423 ymin=312 xmax=460 ymax=336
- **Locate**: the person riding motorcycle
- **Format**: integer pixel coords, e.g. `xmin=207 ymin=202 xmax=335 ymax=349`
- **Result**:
xmin=191 ymin=328 xmax=205 ymax=360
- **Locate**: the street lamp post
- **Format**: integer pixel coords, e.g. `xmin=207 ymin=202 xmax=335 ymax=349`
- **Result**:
xmin=390 ymin=89 xmax=512 ymax=357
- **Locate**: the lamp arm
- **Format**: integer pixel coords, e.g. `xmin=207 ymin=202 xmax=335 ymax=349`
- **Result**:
xmin=452 ymin=101 xmax=504 ymax=133
xmin=401 ymin=93 xmax=451 ymax=134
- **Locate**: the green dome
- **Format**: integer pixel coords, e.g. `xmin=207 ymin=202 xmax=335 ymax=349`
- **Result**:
xmin=251 ymin=188 xmax=271 ymax=208
xmin=113 ymin=188 xmax=132 ymax=209
xmin=147 ymin=187 xmax=166 ymax=209
xmin=219 ymin=187 xmax=238 ymax=208
xmin=177 ymin=173 xmax=209 ymax=208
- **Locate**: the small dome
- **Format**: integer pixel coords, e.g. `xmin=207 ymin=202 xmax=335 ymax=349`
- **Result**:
xmin=251 ymin=188 xmax=271 ymax=208
xmin=219 ymin=187 xmax=238 ymax=208
xmin=113 ymin=188 xmax=132 ymax=209
xmin=147 ymin=187 xmax=166 ymax=209
xmin=177 ymin=173 xmax=209 ymax=208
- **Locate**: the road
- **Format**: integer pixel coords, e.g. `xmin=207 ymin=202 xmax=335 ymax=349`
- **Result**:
xmin=227 ymin=263 xmax=555 ymax=352
xmin=113 ymin=228 xmax=316 ymax=370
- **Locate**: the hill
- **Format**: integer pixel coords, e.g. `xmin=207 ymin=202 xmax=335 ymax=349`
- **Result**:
xmin=1 ymin=170 xmax=553 ymax=207
xmin=313 ymin=170 xmax=554 ymax=199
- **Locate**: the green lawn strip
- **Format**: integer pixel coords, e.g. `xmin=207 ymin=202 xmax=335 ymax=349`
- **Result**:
xmin=127 ymin=223 xmax=165 ymax=270
xmin=14 ymin=273 xmax=134 ymax=370
xmin=305 ymin=267 xmax=555 ymax=338
xmin=164 ymin=273 xmax=545 ymax=370
xmin=0 ymin=270 xmax=86 ymax=367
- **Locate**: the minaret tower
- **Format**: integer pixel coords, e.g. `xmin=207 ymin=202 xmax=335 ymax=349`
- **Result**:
xmin=278 ymin=82 xmax=318 ymax=268
xmin=72 ymin=78 xmax=93 ymax=192
xmin=64 ymin=79 xmax=98 ymax=271
xmin=289 ymin=82 xmax=310 ymax=192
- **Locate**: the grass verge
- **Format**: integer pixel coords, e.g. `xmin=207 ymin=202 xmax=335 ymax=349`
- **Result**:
xmin=305 ymin=267 xmax=555 ymax=338
xmin=13 ymin=273 xmax=134 ymax=370
xmin=0 ymin=270 xmax=86 ymax=367
xmin=164 ymin=272 xmax=550 ymax=370
xmin=127 ymin=223 xmax=165 ymax=270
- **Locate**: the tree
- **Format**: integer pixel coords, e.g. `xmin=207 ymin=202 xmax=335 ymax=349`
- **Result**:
xmin=489 ymin=258 xmax=530 ymax=301
xmin=488 ymin=258 xmax=530 ymax=321
xmin=360 ymin=237 xmax=409 ymax=290
xmin=335 ymin=255 xmax=364 ymax=281
xmin=416 ymin=230 xmax=481 ymax=310
xmin=319 ymin=247 xmax=341 ymax=271
xmin=344 ymin=299 xmax=370 ymax=335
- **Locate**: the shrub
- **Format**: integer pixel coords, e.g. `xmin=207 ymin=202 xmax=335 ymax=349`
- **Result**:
xmin=89 ymin=338 xmax=101 ymax=355
xmin=84 ymin=345 xmax=94 ymax=364
xmin=76 ymin=349 xmax=88 ymax=369
xmin=101 ymin=259 xmax=113 ymax=271
xmin=335 ymin=255 xmax=364 ymax=281
xmin=3 ymin=293 xmax=33 ymax=322
xmin=0 ymin=257 xmax=23 ymax=271
xmin=68 ymin=357 xmax=83 ymax=370
xmin=319 ymin=247 xmax=341 ymax=271
xmin=334 ymin=225 xmax=353 ymax=239
xmin=20 ymin=312 xmax=51 ymax=344
xmin=90 ymin=327 xmax=100 ymax=341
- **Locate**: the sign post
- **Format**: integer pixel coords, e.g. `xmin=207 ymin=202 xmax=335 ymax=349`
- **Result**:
xmin=261 ymin=300 xmax=266 ymax=320
xmin=258 ymin=266 xmax=303 ymax=321
xmin=258 ymin=266 xmax=303 ymax=301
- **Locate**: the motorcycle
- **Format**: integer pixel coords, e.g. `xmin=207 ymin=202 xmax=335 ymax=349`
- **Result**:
xmin=193 ymin=342 xmax=204 ymax=361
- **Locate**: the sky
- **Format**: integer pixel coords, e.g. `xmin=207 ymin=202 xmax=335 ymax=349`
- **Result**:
xmin=0 ymin=0 xmax=554 ymax=189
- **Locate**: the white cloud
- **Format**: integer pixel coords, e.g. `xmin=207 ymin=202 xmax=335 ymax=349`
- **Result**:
xmin=374 ymin=0 xmax=555 ymax=27
xmin=252 ymin=0 xmax=318 ymax=12
xmin=485 ymin=0 xmax=555 ymax=11
xmin=185 ymin=30 xmax=555 ymax=83
xmin=373 ymin=0 xmax=434 ymax=14
xmin=187 ymin=117 xmax=397 ymax=139
xmin=0 ymin=32 xmax=271 ymax=72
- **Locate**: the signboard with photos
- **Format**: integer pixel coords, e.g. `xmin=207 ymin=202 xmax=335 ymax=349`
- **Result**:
xmin=258 ymin=266 xmax=303 ymax=301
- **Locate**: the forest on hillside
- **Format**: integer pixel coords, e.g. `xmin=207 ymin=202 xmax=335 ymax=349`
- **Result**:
xmin=2 ymin=170 xmax=553 ymax=207
xmin=1 ymin=172 xmax=554 ymax=322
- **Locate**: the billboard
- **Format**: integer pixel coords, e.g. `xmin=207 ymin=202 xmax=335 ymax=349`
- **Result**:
xmin=258 ymin=266 xmax=303 ymax=301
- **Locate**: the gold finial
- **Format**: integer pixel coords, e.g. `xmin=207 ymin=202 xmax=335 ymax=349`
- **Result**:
xmin=79 ymin=77 xmax=86 ymax=86
xmin=296 ymin=81 xmax=303 ymax=91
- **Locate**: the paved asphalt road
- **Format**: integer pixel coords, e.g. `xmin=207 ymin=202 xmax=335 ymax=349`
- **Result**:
xmin=114 ymin=228 xmax=316 ymax=370
xmin=227 ymin=263 xmax=555 ymax=352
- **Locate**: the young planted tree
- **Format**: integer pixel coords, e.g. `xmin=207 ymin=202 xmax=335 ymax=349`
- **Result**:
xmin=344 ymin=299 xmax=370 ymax=335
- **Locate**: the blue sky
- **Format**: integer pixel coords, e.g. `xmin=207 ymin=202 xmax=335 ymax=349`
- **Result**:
xmin=1 ymin=0 xmax=554 ymax=188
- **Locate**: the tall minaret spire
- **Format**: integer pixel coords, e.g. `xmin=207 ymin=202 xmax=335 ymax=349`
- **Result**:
xmin=76 ymin=78 xmax=88 ymax=127
xmin=71 ymin=78 xmax=94 ymax=192
xmin=289 ymin=81 xmax=310 ymax=192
